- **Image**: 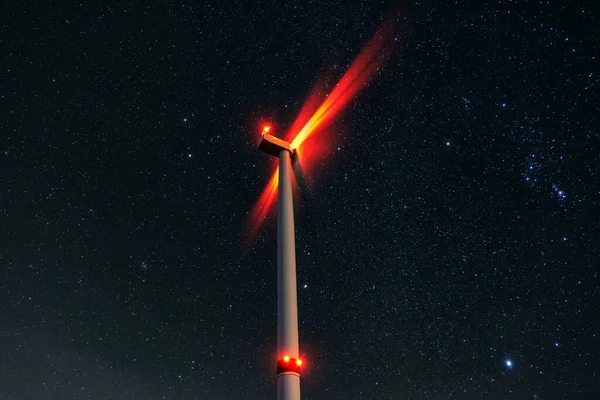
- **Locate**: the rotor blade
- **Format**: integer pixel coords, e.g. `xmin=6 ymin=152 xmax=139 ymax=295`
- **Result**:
xmin=291 ymin=151 xmax=310 ymax=201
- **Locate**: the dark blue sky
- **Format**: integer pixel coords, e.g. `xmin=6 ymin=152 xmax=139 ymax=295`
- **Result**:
xmin=2 ymin=1 xmax=599 ymax=399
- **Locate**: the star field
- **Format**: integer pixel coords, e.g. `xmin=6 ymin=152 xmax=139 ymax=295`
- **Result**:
xmin=2 ymin=1 xmax=599 ymax=399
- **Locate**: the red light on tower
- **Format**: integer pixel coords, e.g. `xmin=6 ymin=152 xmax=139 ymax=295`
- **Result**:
xmin=277 ymin=356 xmax=302 ymax=375
xmin=262 ymin=125 xmax=271 ymax=134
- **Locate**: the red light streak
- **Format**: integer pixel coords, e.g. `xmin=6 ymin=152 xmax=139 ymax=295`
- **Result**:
xmin=290 ymin=16 xmax=399 ymax=150
xmin=243 ymin=164 xmax=279 ymax=246
xmin=245 ymin=9 xmax=401 ymax=245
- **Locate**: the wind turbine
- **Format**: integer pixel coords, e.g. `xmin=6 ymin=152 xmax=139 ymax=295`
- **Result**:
xmin=250 ymin=8 xmax=401 ymax=400
xmin=258 ymin=126 xmax=305 ymax=400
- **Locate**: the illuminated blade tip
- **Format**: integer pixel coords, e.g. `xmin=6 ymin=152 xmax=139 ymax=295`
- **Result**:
xmin=283 ymin=355 xmax=290 ymax=363
xmin=262 ymin=125 xmax=271 ymax=133
xmin=296 ymin=359 xmax=302 ymax=366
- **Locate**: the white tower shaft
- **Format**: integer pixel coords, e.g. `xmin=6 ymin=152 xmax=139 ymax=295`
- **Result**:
xmin=276 ymin=149 xmax=301 ymax=400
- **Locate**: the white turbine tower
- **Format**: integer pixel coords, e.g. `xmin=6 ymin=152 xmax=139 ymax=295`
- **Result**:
xmin=258 ymin=127 xmax=305 ymax=400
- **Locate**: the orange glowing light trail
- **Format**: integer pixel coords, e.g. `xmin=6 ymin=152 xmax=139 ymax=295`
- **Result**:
xmin=244 ymin=10 xmax=400 ymax=245
xmin=244 ymin=164 xmax=279 ymax=246
xmin=290 ymin=17 xmax=398 ymax=150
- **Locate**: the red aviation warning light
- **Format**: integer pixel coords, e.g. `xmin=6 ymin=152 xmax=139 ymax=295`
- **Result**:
xmin=277 ymin=355 xmax=303 ymax=375
xmin=262 ymin=125 xmax=271 ymax=134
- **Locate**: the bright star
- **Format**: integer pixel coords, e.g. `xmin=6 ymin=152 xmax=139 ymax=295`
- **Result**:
xmin=183 ymin=118 xmax=188 ymax=122
xmin=553 ymin=185 xmax=567 ymax=200
xmin=505 ymin=360 xmax=512 ymax=367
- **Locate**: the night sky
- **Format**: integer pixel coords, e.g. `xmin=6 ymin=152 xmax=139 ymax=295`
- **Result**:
xmin=2 ymin=1 xmax=599 ymax=399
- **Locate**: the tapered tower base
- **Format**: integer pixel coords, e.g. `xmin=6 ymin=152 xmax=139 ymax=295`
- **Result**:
xmin=277 ymin=373 xmax=300 ymax=400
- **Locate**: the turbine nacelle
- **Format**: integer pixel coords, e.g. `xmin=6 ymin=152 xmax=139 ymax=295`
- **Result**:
xmin=258 ymin=130 xmax=292 ymax=158
xmin=258 ymin=127 xmax=309 ymax=199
